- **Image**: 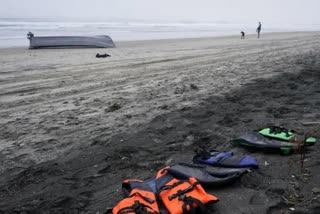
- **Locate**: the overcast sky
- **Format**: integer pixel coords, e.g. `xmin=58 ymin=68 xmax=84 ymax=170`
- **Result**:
xmin=1 ymin=0 xmax=319 ymax=24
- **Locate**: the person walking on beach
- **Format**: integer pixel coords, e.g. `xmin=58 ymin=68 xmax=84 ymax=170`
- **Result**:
xmin=256 ymin=22 xmax=262 ymax=39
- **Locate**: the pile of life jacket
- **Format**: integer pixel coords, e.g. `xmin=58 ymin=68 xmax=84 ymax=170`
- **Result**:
xmin=111 ymin=150 xmax=259 ymax=214
xmin=112 ymin=166 xmax=219 ymax=214
xmin=112 ymin=124 xmax=315 ymax=213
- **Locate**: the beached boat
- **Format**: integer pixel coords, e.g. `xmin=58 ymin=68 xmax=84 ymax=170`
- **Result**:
xmin=27 ymin=32 xmax=115 ymax=49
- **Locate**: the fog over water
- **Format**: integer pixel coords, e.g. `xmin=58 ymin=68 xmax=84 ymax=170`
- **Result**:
xmin=0 ymin=0 xmax=319 ymax=47
xmin=1 ymin=0 xmax=320 ymax=23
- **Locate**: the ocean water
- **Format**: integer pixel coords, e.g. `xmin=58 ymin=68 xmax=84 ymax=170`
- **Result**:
xmin=0 ymin=18 xmax=319 ymax=48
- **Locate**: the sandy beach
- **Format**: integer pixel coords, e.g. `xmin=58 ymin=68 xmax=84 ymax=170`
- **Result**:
xmin=0 ymin=32 xmax=320 ymax=213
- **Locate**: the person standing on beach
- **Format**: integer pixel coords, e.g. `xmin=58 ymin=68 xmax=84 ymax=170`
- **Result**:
xmin=256 ymin=22 xmax=262 ymax=39
xmin=241 ymin=31 xmax=245 ymax=39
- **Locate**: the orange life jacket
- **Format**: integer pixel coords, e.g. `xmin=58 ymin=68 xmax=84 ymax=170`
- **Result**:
xmin=155 ymin=167 xmax=219 ymax=214
xmin=112 ymin=179 xmax=160 ymax=214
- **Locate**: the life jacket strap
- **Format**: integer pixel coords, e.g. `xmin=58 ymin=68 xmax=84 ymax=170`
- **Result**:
xmin=117 ymin=200 xmax=158 ymax=214
xmin=269 ymin=126 xmax=293 ymax=137
xmin=168 ymin=181 xmax=200 ymax=200
xmin=130 ymin=192 xmax=155 ymax=204
xmin=159 ymin=180 xmax=184 ymax=192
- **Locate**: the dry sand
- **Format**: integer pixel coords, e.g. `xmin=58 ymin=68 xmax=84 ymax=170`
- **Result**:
xmin=0 ymin=32 xmax=320 ymax=213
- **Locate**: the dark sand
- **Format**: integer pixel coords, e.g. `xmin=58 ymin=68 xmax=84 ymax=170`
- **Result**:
xmin=0 ymin=32 xmax=319 ymax=213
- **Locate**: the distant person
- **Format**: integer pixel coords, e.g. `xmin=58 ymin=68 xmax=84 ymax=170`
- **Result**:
xmin=256 ymin=22 xmax=262 ymax=39
xmin=241 ymin=31 xmax=245 ymax=39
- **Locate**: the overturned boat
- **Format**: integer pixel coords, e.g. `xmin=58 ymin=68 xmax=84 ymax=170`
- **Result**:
xmin=27 ymin=32 xmax=115 ymax=49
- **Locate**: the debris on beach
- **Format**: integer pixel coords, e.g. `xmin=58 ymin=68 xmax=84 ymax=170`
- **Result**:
xmin=96 ymin=53 xmax=111 ymax=58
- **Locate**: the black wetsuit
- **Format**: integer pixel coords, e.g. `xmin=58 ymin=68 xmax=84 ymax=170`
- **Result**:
xmin=241 ymin=31 xmax=245 ymax=39
xmin=257 ymin=23 xmax=262 ymax=38
xmin=257 ymin=24 xmax=261 ymax=32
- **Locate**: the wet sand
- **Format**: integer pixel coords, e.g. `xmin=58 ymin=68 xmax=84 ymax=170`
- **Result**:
xmin=0 ymin=32 xmax=320 ymax=213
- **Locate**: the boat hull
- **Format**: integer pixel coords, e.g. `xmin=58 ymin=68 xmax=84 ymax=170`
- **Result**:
xmin=28 ymin=35 xmax=115 ymax=49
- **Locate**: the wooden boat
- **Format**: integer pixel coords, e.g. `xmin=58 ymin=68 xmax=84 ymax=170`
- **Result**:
xmin=27 ymin=32 xmax=115 ymax=49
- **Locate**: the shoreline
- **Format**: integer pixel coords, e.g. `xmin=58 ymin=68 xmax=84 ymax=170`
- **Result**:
xmin=1 ymin=30 xmax=320 ymax=49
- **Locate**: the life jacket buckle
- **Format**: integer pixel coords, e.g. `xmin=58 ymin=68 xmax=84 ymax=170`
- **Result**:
xmin=169 ymin=189 xmax=185 ymax=200
xmin=132 ymin=200 xmax=150 ymax=213
xmin=178 ymin=194 xmax=186 ymax=201
xmin=132 ymin=200 xmax=141 ymax=210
